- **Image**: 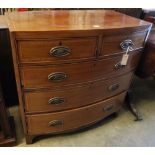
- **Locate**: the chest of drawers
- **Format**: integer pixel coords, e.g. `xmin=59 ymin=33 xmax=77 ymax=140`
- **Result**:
xmin=6 ymin=10 xmax=151 ymax=144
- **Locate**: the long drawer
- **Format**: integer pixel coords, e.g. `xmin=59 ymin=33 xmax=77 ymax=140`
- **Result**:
xmin=24 ymin=72 xmax=133 ymax=113
xmin=101 ymin=31 xmax=146 ymax=56
xmin=26 ymin=92 xmax=126 ymax=135
xmin=18 ymin=37 xmax=97 ymax=63
xmin=20 ymin=50 xmax=141 ymax=89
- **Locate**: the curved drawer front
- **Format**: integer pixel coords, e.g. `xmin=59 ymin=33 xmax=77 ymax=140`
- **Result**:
xmin=24 ymin=72 xmax=133 ymax=113
xmin=26 ymin=92 xmax=126 ymax=135
xmin=20 ymin=50 xmax=141 ymax=89
xmin=94 ymin=50 xmax=141 ymax=80
xmin=101 ymin=32 xmax=146 ymax=56
xmin=18 ymin=37 xmax=97 ymax=63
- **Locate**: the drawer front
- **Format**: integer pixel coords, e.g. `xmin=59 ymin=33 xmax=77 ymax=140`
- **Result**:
xmin=20 ymin=50 xmax=141 ymax=89
xmin=26 ymin=92 xmax=126 ymax=135
xmin=94 ymin=50 xmax=141 ymax=80
xmin=18 ymin=37 xmax=97 ymax=63
xmin=24 ymin=72 xmax=133 ymax=113
xmin=101 ymin=32 xmax=146 ymax=56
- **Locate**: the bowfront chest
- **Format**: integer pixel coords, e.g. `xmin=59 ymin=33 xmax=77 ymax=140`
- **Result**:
xmin=6 ymin=10 xmax=151 ymax=144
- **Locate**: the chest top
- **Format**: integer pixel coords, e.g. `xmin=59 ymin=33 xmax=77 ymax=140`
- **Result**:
xmin=6 ymin=10 xmax=151 ymax=32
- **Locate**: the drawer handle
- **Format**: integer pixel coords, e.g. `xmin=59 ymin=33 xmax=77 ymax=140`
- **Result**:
xmin=50 ymin=46 xmax=71 ymax=57
xmin=48 ymin=97 xmax=65 ymax=105
xmin=120 ymin=39 xmax=134 ymax=50
xmin=103 ymin=105 xmax=114 ymax=112
xmin=114 ymin=62 xmax=125 ymax=70
xmin=108 ymin=83 xmax=119 ymax=91
xmin=48 ymin=72 xmax=67 ymax=82
xmin=48 ymin=120 xmax=63 ymax=127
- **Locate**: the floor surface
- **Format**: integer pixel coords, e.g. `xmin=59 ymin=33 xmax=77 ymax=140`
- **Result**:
xmin=9 ymin=76 xmax=155 ymax=147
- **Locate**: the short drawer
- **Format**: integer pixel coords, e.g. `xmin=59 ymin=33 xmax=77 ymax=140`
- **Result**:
xmin=18 ymin=37 xmax=97 ymax=63
xmin=101 ymin=32 xmax=146 ymax=56
xmin=26 ymin=92 xmax=126 ymax=135
xmin=24 ymin=72 xmax=133 ymax=113
xmin=20 ymin=50 xmax=141 ymax=89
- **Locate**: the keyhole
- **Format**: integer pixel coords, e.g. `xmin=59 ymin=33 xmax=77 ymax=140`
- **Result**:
xmin=59 ymin=41 xmax=62 ymax=46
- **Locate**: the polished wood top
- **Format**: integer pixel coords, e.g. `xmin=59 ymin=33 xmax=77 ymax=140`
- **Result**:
xmin=0 ymin=16 xmax=8 ymax=29
xmin=6 ymin=10 xmax=151 ymax=32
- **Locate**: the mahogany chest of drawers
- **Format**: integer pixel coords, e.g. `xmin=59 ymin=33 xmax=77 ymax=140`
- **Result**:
xmin=6 ymin=10 xmax=151 ymax=144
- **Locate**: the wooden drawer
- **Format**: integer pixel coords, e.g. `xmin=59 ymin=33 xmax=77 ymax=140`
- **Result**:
xmin=24 ymin=72 xmax=133 ymax=113
xmin=26 ymin=92 xmax=126 ymax=135
xmin=101 ymin=32 xmax=146 ymax=56
xmin=20 ymin=50 xmax=141 ymax=89
xmin=18 ymin=37 xmax=97 ymax=63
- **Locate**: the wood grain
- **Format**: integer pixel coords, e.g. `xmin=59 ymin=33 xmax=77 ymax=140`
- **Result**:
xmin=6 ymin=10 xmax=150 ymax=32
xmin=20 ymin=50 xmax=141 ymax=89
xmin=24 ymin=72 xmax=133 ymax=113
xmin=18 ymin=37 xmax=97 ymax=63
xmin=101 ymin=32 xmax=146 ymax=56
xmin=26 ymin=92 xmax=126 ymax=135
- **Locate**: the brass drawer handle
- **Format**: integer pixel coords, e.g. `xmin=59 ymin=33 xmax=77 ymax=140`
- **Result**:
xmin=108 ymin=83 xmax=119 ymax=91
xmin=120 ymin=39 xmax=134 ymax=50
xmin=49 ymin=46 xmax=71 ymax=57
xmin=103 ymin=105 xmax=114 ymax=112
xmin=48 ymin=120 xmax=63 ymax=127
xmin=48 ymin=97 xmax=65 ymax=105
xmin=114 ymin=62 xmax=125 ymax=70
xmin=48 ymin=72 xmax=67 ymax=82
